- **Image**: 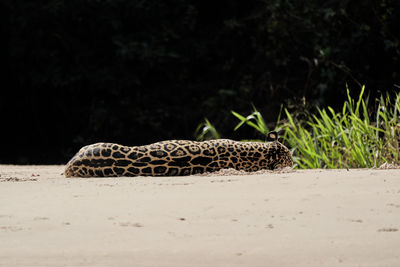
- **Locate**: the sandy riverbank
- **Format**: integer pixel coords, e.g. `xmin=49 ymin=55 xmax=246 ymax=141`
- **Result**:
xmin=0 ymin=165 xmax=399 ymax=266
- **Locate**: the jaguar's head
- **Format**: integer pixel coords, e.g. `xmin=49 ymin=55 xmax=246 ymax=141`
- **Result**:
xmin=266 ymin=131 xmax=293 ymax=169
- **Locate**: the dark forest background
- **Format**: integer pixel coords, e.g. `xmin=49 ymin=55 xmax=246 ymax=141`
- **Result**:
xmin=2 ymin=0 xmax=399 ymax=164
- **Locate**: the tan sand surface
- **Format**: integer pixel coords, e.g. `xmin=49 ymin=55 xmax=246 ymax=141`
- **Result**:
xmin=0 ymin=165 xmax=400 ymax=266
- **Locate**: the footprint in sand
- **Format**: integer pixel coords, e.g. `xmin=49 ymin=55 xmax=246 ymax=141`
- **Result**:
xmin=349 ymin=219 xmax=363 ymax=223
xmin=33 ymin=217 xmax=49 ymax=221
xmin=265 ymin=224 xmax=274 ymax=229
xmin=377 ymin=228 xmax=398 ymax=232
xmin=119 ymin=222 xmax=143 ymax=227
xmin=0 ymin=226 xmax=23 ymax=232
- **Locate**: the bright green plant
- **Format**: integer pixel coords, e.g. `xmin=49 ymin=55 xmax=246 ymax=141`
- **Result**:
xmin=375 ymin=91 xmax=400 ymax=164
xmin=194 ymin=118 xmax=220 ymax=141
xmin=197 ymin=86 xmax=400 ymax=169
xmin=281 ymin=86 xmax=399 ymax=168
xmin=231 ymin=105 xmax=270 ymax=137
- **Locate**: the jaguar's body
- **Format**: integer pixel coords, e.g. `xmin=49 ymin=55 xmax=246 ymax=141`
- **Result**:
xmin=64 ymin=132 xmax=293 ymax=177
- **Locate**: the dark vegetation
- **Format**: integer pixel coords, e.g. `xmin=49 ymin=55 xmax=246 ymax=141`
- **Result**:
xmin=2 ymin=0 xmax=399 ymax=164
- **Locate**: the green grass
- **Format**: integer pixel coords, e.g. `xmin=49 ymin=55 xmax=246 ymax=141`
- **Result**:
xmin=195 ymin=86 xmax=400 ymax=169
xmin=194 ymin=118 xmax=220 ymax=141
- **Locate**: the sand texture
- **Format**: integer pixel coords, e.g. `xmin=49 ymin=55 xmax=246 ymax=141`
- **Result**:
xmin=0 ymin=165 xmax=400 ymax=266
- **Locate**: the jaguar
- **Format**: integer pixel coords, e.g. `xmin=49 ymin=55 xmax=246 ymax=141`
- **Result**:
xmin=64 ymin=131 xmax=292 ymax=177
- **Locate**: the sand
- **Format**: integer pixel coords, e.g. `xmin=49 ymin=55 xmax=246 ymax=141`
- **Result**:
xmin=0 ymin=165 xmax=399 ymax=267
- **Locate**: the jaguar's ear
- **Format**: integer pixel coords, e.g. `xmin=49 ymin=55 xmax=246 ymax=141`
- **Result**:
xmin=266 ymin=131 xmax=278 ymax=142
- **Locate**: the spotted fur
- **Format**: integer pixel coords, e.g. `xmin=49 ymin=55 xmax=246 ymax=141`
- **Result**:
xmin=64 ymin=132 xmax=293 ymax=177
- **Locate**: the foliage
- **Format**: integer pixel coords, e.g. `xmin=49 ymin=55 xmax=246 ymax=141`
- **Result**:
xmin=195 ymin=118 xmax=220 ymax=141
xmin=232 ymin=105 xmax=270 ymax=137
xmin=227 ymin=87 xmax=400 ymax=169
xmin=283 ymin=87 xmax=399 ymax=168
